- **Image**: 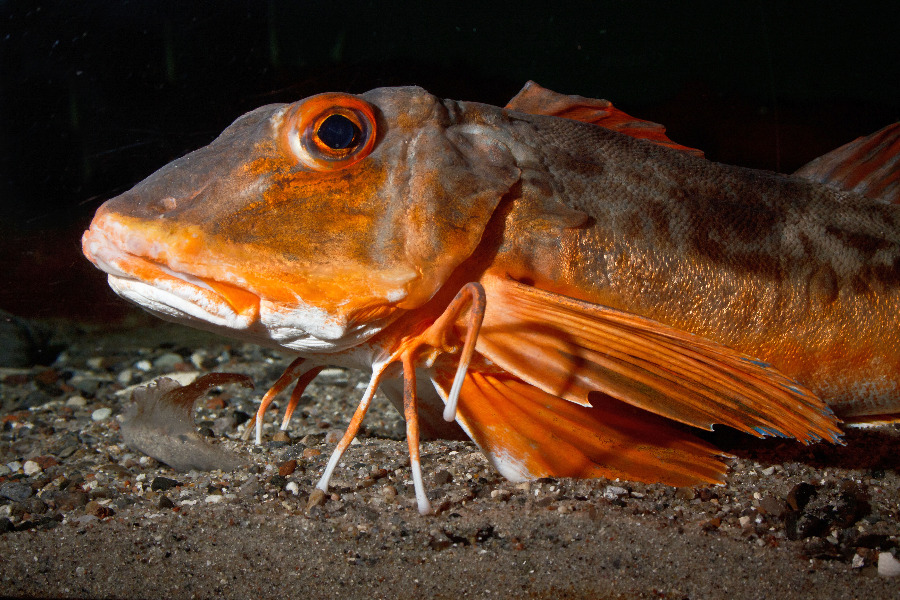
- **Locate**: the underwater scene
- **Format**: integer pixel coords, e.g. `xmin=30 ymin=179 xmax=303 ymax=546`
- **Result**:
xmin=1 ymin=2 xmax=900 ymax=598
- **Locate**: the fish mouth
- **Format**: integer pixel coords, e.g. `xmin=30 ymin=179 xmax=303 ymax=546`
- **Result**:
xmin=82 ymin=220 xmax=261 ymax=330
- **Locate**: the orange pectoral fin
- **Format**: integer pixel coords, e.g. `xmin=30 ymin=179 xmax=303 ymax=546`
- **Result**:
xmin=476 ymin=276 xmax=843 ymax=445
xmin=433 ymin=369 xmax=727 ymax=486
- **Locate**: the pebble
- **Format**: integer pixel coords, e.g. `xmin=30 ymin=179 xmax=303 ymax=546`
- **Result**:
xmin=153 ymin=353 xmax=184 ymax=370
xmin=205 ymin=495 xmax=224 ymax=503
xmin=22 ymin=460 xmax=41 ymax=476
xmin=66 ymin=396 xmax=88 ymax=408
xmin=149 ymin=476 xmax=180 ymax=492
xmin=278 ymin=460 xmax=298 ymax=477
xmin=306 ymin=488 xmax=326 ymax=511
xmin=0 ymin=465 xmax=10 ymax=477
xmin=302 ymin=448 xmax=321 ymax=459
xmin=0 ymin=481 xmax=33 ymax=502
xmin=272 ymin=431 xmax=291 ymax=443
xmin=6 ymin=461 xmax=22 ymax=473
xmin=134 ymin=360 xmax=153 ymax=372
xmin=603 ymin=486 xmax=628 ymax=500
xmin=878 ymin=552 xmax=900 ymax=577
xmin=91 ymin=407 xmax=112 ymax=421
xmin=316 ymin=368 xmax=349 ymax=386
xmin=286 ymin=482 xmax=299 ymax=495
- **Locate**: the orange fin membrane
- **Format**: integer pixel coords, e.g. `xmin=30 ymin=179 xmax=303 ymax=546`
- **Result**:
xmin=241 ymin=358 xmax=323 ymax=444
xmin=794 ymin=123 xmax=900 ymax=203
xmin=506 ymin=80 xmax=704 ymax=158
xmin=432 ymin=370 xmax=727 ymax=486
xmin=315 ymin=283 xmax=486 ymax=514
xmin=477 ymin=276 xmax=842 ymax=446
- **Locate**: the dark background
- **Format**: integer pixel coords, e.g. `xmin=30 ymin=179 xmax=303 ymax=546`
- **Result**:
xmin=2 ymin=0 xmax=899 ymax=322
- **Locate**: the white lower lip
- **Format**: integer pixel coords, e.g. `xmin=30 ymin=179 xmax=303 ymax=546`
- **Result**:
xmin=108 ymin=274 xmax=254 ymax=330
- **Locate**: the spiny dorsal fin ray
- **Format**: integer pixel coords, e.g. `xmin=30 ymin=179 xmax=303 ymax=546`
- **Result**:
xmin=476 ymin=275 xmax=842 ymax=444
xmin=505 ymin=80 xmax=704 ymax=158
xmin=794 ymin=122 xmax=900 ymax=203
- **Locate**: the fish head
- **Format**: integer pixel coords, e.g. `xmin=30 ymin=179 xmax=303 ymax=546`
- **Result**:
xmin=82 ymin=87 xmax=520 ymax=353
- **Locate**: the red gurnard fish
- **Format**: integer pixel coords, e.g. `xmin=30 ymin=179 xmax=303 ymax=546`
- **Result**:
xmin=82 ymin=82 xmax=900 ymax=513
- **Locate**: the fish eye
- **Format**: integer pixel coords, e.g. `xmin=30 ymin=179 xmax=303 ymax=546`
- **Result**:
xmin=283 ymin=93 xmax=377 ymax=171
xmin=316 ymin=114 xmax=360 ymax=150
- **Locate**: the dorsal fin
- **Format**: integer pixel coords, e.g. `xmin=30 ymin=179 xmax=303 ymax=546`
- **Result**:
xmin=506 ymin=80 xmax=704 ymax=158
xmin=794 ymin=123 xmax=900 ymax=203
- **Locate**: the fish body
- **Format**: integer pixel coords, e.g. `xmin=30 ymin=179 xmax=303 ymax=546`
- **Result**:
xmin=83 ymin=82 xmax=900 ymax=512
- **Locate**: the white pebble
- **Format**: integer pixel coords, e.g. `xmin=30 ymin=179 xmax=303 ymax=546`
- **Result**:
xmin=603 ymin=486 xmax=628 ymax=499
xmin=66 ymin=396 xmax=88 ymax=408
xmin=75 ymin=566 xmax=86 ymax=577
xmin=851 ymin=553 xmax=865 ymax=569
xmin=878 ymin=552 xmax=900 ymax=577
xmin=92 ymin=407 xmax=113 ymax=421
xmin=86 ymin=357 xmax=105 ymax=370
xmin=205 ymin=495 xmax=224 ymax=503
xmin=6 ymin=461 xmax=22 ymax=473
xmin=134 ymin=360 xmax=153 ymax=372
xmin=286 ymin=482 xmax=300 ymax=495
xmin=739 ymin=515 xmax=752 ymax=528
xmin=22 ymin=460 xmax=41 ymax=476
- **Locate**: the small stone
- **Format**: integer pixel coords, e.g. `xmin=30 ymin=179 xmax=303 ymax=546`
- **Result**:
xmin=22 ymin=460 xmax=41 ymax=476
xmin=66 ymin=396 xmax=88 ymax=408
xmin=149 ymin=476 xmax=180 ymax=492
xmin=381 ymin=485 xmax=397 ymax=501
xmin=278 ymin=460 xmax=298 ymax=477
xmin=75 ymin=566 xmax=85 ymax=577
xmin=760 ymin=466 xmax=776 ymax=476
xmin=6 ymin=461 xmax=22 ymax=473
xmin=272 ymin=430 xmax=291 ymax=443
xmin=302 ymin=448 xmax=321 ymax=459
xmin=0 ymin=481 xmax=32 ymax=502
xmin=0 ymin=466 xmax=9 ymax=477
xmin=153 ymin=353 xmax=184 ymax=370
xmin=134 ymin=360 xmax=153 ymax=372
xmin=675 ymin=487 xmax=696 ymax=501
xmin=739 ymin=515 xmax=752 ymax=528
xmin=158 ymin=495 xmax=175 ymax=509
xmin=84 ymin=501 xmax=114 ymax=519
xmin=324 ymin=430 xmax=342 ymax=444
xmin=603 ymin=486 xmax=628 ymax=500
xmin=205 ymin=495 xmax=224 ymax=503
xmin=878 ymin=552 xmax=900 ymax=577
xmin=851 ymin=553 xmax=866 ymax=569
xmin=286 ymin=482 xmax=299 ymax=495
xmin=759 ymin=495 xmax=787 ymax=518
xmin=316 ymin=368 xmax=349 ymax=386
xmin=306 ymin=488 xmax=326 ymax=511
xmin=91 ymin=407 xmax=112 ymax=421
xmin=86 ymin=357 xmax=105 ymax=371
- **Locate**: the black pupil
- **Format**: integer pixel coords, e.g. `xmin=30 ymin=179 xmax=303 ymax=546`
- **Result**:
xmin=317 ymin=114 xmax=360 ymax=150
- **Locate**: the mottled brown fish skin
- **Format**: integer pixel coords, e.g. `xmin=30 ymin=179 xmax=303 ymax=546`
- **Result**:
xmin=481 ymin=109 xmax=900 ymax=417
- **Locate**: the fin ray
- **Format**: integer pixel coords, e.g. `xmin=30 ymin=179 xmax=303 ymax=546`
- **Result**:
xmin=477 ymin=276 xmax=842 ymax=444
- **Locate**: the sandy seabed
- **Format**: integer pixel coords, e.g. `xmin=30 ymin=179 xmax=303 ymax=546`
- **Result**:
xmin=0 ymin=324 xmax=898 ymax=599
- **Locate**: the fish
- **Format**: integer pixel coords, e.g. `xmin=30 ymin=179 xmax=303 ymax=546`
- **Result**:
xmin=82 ymin=81 xmax=900 ymax=514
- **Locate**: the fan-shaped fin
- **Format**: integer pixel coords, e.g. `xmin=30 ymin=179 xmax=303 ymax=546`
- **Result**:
xmin=505 ymin=80 xmax=704 ymax=157
xmin=794 ymin=123 xmax=900 ymax=203
xmin=476 ymin=276 xmax=842 ymax=444
xmin=433 ymin=369 xmax=727 ymax=486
